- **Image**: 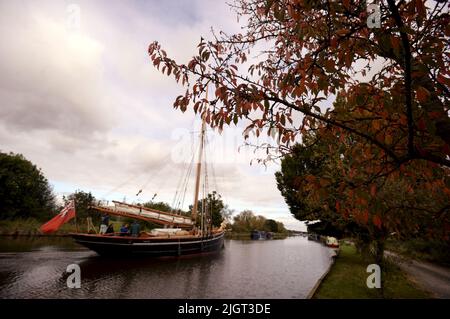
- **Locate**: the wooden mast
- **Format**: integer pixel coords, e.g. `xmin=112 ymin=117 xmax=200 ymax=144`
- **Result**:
xmin=191 ymin=116 xmax=206 ymax=223
xmin=191 ymin=90 xmax=208 ymax=224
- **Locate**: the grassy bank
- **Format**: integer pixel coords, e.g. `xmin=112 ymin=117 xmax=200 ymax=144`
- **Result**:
xmin=313 ymin=243 xmax=430 ymax=299
xmin=0 ymin=218 xmax=79 ymax=236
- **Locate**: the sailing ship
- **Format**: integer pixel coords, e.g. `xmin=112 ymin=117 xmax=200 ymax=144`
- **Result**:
xmin=69 ymin=117 xmax=226 ymax=256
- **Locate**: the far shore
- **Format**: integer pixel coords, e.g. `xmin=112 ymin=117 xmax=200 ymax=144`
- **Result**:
xmin=225 ymin=231 xmax=289 ymax=240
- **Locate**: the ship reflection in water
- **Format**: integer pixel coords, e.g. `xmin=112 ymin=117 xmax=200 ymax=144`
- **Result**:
xmin=0 ymin=236 xmax=334 ymax=299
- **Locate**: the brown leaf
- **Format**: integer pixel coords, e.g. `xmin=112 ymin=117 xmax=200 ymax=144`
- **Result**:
xmin=416 ymin=86 xmax=430 ymax=103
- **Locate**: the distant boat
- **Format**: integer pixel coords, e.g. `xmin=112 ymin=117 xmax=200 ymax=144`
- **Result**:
xmin=250 ymin=230 xmax=273 ymax=240
xmin=325 ymin=236 xmax=339 ymax=248
xmin=70 ymin=114 xmax=225 ymax=257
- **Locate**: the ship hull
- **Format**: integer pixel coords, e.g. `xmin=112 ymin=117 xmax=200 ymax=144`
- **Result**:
xmin=70 ymin=232 xmax=225 ymax=257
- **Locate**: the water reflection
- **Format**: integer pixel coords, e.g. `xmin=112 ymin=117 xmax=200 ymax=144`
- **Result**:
xmin=0 ymin=236 xmax=333 ymax=299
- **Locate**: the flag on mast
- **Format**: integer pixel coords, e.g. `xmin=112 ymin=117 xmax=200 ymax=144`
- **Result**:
xmin=40 ymin=200 xmax=76 ymax=234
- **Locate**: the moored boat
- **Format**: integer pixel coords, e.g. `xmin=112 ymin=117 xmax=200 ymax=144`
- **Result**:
xmin=69 ymin=112 xmax=226 ymax=257
xmin=325 ymin=236 xmax=339 ymax=248
xmin=70 ymin=231 xmax=225 ymax=256
xmin=250 ymin=230 xmax=273 ymax=240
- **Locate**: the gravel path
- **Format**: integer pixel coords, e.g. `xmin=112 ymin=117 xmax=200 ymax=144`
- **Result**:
xmin=385 ymin=251 xmax=450 ymax=298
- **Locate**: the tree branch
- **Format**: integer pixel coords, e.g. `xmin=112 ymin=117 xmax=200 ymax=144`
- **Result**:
xmin=387 ymin=0 xmax=414 ymax=157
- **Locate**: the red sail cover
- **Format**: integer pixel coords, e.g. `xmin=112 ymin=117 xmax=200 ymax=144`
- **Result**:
xmin=40 ymin=200 xmax=76 ymax=234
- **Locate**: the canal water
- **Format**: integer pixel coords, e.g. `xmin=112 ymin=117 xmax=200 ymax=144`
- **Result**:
xmin=0 ymin=236 xmax=333 ymax=299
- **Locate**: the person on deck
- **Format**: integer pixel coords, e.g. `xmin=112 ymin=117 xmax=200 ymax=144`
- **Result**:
xmin=99 ymin=214 xmax=110 ymax=234
xmin=105 ymin=223 xmax=114 ymax=235
xmin=119 ymin=224 xmax=129 ymax=236
xmin=130 ymin=221 xmax=140 ymax=237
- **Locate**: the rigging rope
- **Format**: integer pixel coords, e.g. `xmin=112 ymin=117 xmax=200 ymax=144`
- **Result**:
xmin=135 ymin=150 xmax=174 ymax=199
xmin=100 ymin=174 xmax=140 ymax=200
xmin=203 ymin=141 xmax=210 ymax=235
xmin=172 ymin=138 xmax=197 ymax=212
xmin=100 ymin=150 xmax=172 ymax=201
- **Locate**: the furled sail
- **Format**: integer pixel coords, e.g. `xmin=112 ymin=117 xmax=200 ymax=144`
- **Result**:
xmin=91 ymin=201 xmax=194 ymax=228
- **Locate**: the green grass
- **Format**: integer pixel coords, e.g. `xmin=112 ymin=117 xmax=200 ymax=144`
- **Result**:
xmin=0 ymin=218 xmax=40 ymax=233
xmin=314 ymin=243 xmax=430 ymax=299
xmin=0 ymin=218 xmax=80 ymax=235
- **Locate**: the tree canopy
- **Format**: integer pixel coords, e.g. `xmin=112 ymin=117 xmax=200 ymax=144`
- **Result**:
xmin=189 ymin=191 xmax=229 ymax=227
xmin=63 ymin=190 xmax=96 ymax=221
xmin=232 ymin=210 xmax=287 ymax=233
xmin=148 ymin=0 xmax=450 ymax=244
xmin=0 ymin=152 xmax=55 ymax=220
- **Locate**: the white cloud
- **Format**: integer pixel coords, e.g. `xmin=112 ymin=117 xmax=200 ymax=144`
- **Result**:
xmin=0 ymin=0 xmax=306 ymax=231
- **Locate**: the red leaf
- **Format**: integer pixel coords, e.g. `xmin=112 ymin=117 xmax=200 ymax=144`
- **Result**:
xmin=385 ymin=133 xmax=393 ymax=145
xmin=417 ymin=118 xmax=426 ymax=131
xmin=390 ymin=36 xmax=400 ymax=51
xmin=330 ymin=37 xmax=338 ymax=48
xmin=373 ymin=215 xmax=382 ymax=229
xmin=370 ymin=184 xmax=377 ymax=197
xmin=428 ymin=111 xmax=442 ymax=120
xmin=416 ymin=0 xmax=426 ymax=19
xmin=362 ymin=211 xmax=369 ymax=224
xmin=437 ymin=74 xmax=450 ymax=86
xmin=442 ymin=144 xmax=450 ymax=155
xmin=336 ymin=29 xmax=349 ymax=36
xmin=416 ymin=86 xmax=430 ymax=103
xmin=343 ymin=0 xmax=350 ymax=10
xmin=372 ymin=120 xmax=381 ymax=131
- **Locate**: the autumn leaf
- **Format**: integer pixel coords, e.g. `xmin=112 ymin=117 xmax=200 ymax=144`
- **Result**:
xmin=416 ymin=86 xmax=430 ymax=103
xmin=330 ymin=37 xmax=338 ymax=48
xmin=148 ymin=0 xmax=450 ymax=244
xmin=324 ymin=59 xmax=335 ymax=72
xmin=362 ymin=210 xmax=369 ymax=224
xmin=442 ymin=143 xmax=450 ymax=155
xmin=373 ymin=215 xmax=382 ymax=229
xmin=417 ymin=118 xmax=426 ymax=131
xmin=385 ymin=133 xmax=393 ymax=145
xmin=336 ymin=29 xmax=349 ymax=36
xmin=390 ymin=36 xmax=400 ymax=51
xmin=372 ymin=120 xmax=381 ymax=131
xmin=370 ymin=184 xmax=377 ymax=197
xmin=415 ymin=0 xmax=426 ymax=20
xmin=437 ymin=73 xmax=450 ymax=86
xmin=342 ymin=0 xmax=350 ymax=10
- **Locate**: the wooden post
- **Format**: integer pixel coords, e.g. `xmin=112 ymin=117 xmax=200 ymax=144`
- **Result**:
xmin=87 ymin=217 xmax=97 ymax=234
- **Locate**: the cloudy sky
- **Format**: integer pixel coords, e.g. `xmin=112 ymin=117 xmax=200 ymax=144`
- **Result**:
xmin=0 ymin=0 xmax=306 ymax=231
